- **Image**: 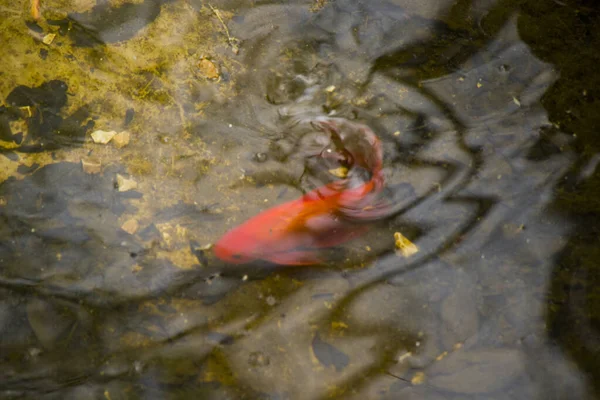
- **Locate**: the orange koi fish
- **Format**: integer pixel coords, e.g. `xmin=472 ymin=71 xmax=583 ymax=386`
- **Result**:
xmin=213 ymin=118 xmax=386 ymax=265
xmin=31 ymin=0 xmax=41 ymax=21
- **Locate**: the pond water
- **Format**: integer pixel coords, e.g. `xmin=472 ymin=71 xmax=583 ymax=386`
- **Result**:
xmin=1 ymin=0 xmax=599 ymax=399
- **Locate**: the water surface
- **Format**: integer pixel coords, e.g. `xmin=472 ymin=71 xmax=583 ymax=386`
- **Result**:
xmin=0 ymin=0 xmax=599 ymax=399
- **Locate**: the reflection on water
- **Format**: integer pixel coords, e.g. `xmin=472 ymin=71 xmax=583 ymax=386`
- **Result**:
xmin=0 ymin=0 xmax=598 ymax=398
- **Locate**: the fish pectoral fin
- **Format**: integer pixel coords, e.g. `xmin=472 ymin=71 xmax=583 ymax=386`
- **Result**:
xmin=266 ymin=249 xmax=323 ymax=266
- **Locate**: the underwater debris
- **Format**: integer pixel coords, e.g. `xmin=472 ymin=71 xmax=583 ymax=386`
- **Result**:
xmin=121 ymin=218 xmax=139 ymax=234
xmin=198 ymin=58 xmax=220 ymax=80
xmin=411 ymin=371 xmax=426 ymax=385
xmin=91 ymin=130 xmax=116 ymax=144
xmin=112 ymin=131 xmax=131 ymax=148
xmin=81 ymin=158 xmax=101 ymax=174
xmin=116 ymin=174 xmax=138 ymax=192
xmin=208 ymin=4 xmax=239 ymax=55
xmin=2 ymin=80 xmax=91 ymax=152
xmin=42 ymin=33 xmax=55 ymax=45
xmin=394 ymin=231 xmax=418 ymax=257
xmin=328 ymin=166 xmax=348 ymax=178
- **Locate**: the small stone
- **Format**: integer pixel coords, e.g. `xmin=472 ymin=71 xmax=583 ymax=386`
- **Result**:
xmin=81 ymin=158 xmax=101 ymax=174
xmin=331 ymin=321 xmax=348 ymax=330
xmin=398 ymin=351 xmax=412 ymax=363
xmin=116 ymin=174 xmax=137 ymax=192
xmin=42 ymin=33 xmax=56 ymax=45
xmin=91 ymin=130 xmax=117 ymax=144
xmin=131 ymin=264 xmax=143 ymax=273
xmin=112 ymin=131 xmax=130 ymax=148
xmin=121 ymin=219 xmax=138 ymax=234
xmin=411 ymin=371 xmax=426 ymax=385
xmin=198 ymin=58 xmax=219 ymax=80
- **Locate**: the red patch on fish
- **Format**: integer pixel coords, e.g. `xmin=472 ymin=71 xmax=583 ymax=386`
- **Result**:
xmin=213 ymin=118 xmax=388 ymax=265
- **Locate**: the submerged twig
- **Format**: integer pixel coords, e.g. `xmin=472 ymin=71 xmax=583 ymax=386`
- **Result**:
xmin=384 ymin=372 xmax=411 ymax=383
xmin=208 ymin=3 xmax=239 ymax=54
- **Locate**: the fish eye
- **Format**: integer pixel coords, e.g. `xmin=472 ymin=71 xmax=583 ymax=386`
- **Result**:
xmin=232 ymin=254 xmax=243 ymax=260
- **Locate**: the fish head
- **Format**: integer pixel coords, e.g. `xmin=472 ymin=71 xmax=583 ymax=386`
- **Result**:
xmin=213 ymin=228 xmax=260 ymax=264
xmin=312 ymin=118 xmax=383 ymax=176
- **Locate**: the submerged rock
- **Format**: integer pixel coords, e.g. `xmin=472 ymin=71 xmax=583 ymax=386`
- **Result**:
xmin=198 ymin=58 xmax=220 ymax=80
xmin=81 ymin=158 xmax=102 ymax=174
xmin=112 ymin=131 xmax=131 ymax=148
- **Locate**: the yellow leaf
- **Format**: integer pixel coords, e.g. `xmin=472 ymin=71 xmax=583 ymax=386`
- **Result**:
xmin=328 ymin=167 xmax=348 ymax=178
xmin=411 ymin=371 xmax=426 ymax=385
xmin=394 ymin=232 xmax=419 ymax=257
xmin=331 ymin=321 xmax=349 ymax=330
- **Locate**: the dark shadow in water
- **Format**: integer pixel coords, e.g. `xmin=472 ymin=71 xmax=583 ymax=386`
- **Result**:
xmin=47 ymin=0 xmax=176 ymax=47
xmin=1 ymin=80 xmax=93 ymax=154
xmin=0 ymin=163 xmax=184 ymax=305
xmin=515 ymin=0 xmax=600 ymax=398
xmin=0 ymin=161 xmax=245 ymax=311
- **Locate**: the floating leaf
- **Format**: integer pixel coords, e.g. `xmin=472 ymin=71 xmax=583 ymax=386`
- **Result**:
xmin=394 ymin=232 xmax=418 ymax=257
